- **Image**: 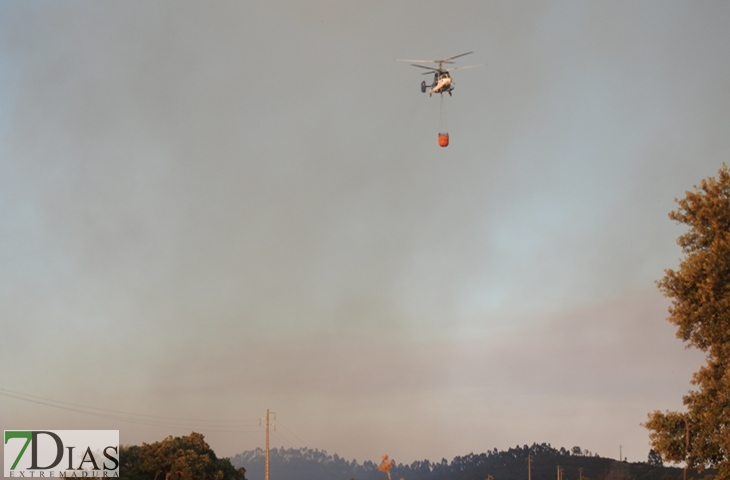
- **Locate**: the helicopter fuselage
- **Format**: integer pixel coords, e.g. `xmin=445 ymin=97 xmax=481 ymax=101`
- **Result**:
xmin=422 ymin=72 xmax=453 ymax=96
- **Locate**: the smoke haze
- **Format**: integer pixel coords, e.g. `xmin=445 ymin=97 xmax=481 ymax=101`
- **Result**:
xmin=0 ymin=0 xmax=727 ymax=468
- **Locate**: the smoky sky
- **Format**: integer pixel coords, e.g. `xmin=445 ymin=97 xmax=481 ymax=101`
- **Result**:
xmin=0 ymin=0 xmax=728 ymax=469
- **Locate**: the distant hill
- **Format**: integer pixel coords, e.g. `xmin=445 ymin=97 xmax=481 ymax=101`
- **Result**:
xmin=229 ymin=444 xmax=713 ymax=480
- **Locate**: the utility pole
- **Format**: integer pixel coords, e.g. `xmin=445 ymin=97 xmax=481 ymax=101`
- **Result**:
xmin=619 ymin=445 xmax=622 ymax=462
xmin=260 ymin=409 xmax=276 ymax=480
xmin=684 ymin=418 xmax=690 ymax=480
xmin=528 ymin=454 xmax=532 ymax=480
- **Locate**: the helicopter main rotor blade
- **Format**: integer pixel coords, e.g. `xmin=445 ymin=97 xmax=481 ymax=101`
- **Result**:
xmin=443 ymin=51 xmax=473 ymax=62
xmin=410 ymin=64 xmax=439 ymax=71
xmin=445 ymin=63 xmax=486 ymax=71
xmin=396 ymin=58 xmax=439 ymax=63
xmin=396 ymin=57 xmax=458 ymax=65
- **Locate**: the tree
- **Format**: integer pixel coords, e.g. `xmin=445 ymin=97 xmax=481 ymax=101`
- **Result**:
xmin=119 ymin=432 xmax=246 ymax=480
xmin=648 ymin=449 xmax=663 ymax=467
xmin=119 ymin=444 xmax=147 ymax=479
xmin=645 ymin=164 xmax=730 ymax=478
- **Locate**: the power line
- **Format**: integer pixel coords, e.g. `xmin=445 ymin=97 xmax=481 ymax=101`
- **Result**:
xmin=271 ymin=429 xmax=297 ymax=449
xmin=260 ymin=417 xmax=344 ymax=480
xmin=275 ymin=420 xmax=310 ymax=448
xmin=0 ymin=387 xmax=261 ymax=432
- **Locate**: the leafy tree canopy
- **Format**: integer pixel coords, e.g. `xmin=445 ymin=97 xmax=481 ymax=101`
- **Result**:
xmin=119 ymin=432 xmax=246 ymax=480
xmin=646 ymin=165 xmax=730 ymax=478
xmin=648 ymin=450 xmax=663 ymax=468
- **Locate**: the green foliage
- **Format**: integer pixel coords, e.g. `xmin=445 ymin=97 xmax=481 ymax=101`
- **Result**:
xmin=119 ymin=432 xmax=246 ymax=480
xmin=646 ymin=165 xmax=730 ymax=478
xmin=119 ymin=444 xmax=145 ymax=479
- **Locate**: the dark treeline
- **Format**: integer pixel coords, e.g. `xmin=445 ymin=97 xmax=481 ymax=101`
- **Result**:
xmin=230 ymin=444 xmax=714 ymax=480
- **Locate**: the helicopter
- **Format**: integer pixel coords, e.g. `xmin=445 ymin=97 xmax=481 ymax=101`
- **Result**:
xmin=396 ymin=52 xmax=483 ymax=97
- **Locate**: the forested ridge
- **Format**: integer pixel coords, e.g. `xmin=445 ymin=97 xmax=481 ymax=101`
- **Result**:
xmin=116 ymin=433 xmax=714 ymax=480
xmin=230 ymin=444 xmax=713 ymax=480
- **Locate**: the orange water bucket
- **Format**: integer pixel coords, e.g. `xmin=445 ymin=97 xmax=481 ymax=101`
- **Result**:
xmin=438 ymin=133 xmax=449 ymax=147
